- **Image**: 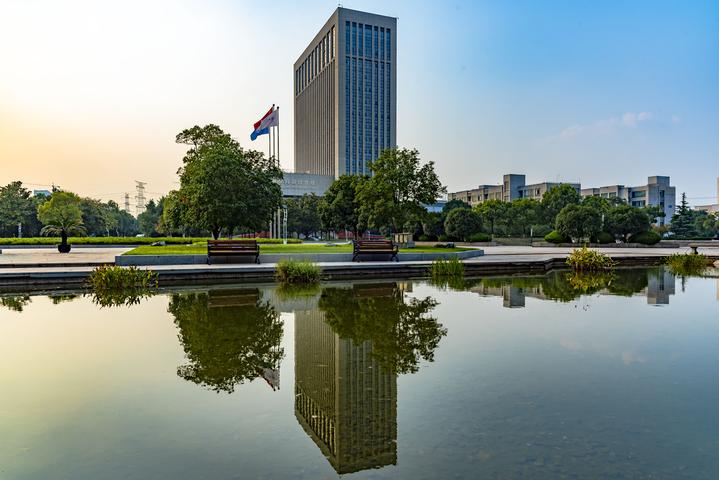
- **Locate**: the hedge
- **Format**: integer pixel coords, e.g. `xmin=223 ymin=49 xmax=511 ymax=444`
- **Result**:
xmin=544 ymin=230 xmax=569 ymax=244
xmin=594 ymin=231 xmax=615 ymax=244
xmin=0 ymin=236 xmax=302 ymax=246
xmin=628 ymin=230 xmax=661 ymax=245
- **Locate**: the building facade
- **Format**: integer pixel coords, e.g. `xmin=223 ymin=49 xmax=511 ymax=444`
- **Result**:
xmin=581 ymin=176 xmax=676 ymax=224
xmin=294 ymin=8 xmax=397 ymax=178
xmin=449 ymin=174 xmax=580 ymax=207
xmin=279 ymin=172 xmax=334 ymax=198
xmin=694 ymin=177 xmax=719 ymax=214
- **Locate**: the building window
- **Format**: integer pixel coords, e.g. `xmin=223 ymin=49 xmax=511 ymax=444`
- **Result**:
xmin=358 ymin=23 xmax=363 ymax=56
xmin=345 ymin=21 xmax=350 ymax=55
xmin=386 ymin=28 xmax=391 ymax=61
xmin=365 ymin=24 xmax=372 ymax=58
xmin=352 ymin=22 xmax=357 ymax=56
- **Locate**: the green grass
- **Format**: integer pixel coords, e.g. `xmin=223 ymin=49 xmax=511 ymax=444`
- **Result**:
xmin=665 ymin=253 xmax=711 ymax=276
xmin=0 ymin=236 xmax=302 ymax=246
xmin=122 ymin=243 xmax=471 ymax=255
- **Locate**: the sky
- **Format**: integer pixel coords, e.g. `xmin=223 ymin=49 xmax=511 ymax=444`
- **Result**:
xmin=0 ymin=0 xmax=717 ymax=206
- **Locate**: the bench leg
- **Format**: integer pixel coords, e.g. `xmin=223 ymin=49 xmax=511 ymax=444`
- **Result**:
xmin=690 ymin=246 xmax=698 ymax=255
xmin=256 ymin=255 xmax=260 ymax=264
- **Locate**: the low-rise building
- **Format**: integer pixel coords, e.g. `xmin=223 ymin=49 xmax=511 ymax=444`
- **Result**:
xmin=449 ymin=174 xmax=580 ymax=207
xmin=694 ymin=177 xmax=719 ymax=214
xmin=280 ymin=172 xmax=334 ymax=198
xmin=581 ymin=176 xmax=676 ymax=225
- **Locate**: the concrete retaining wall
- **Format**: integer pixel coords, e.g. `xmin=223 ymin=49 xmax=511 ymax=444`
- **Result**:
xmin=115 ymin=249 xmax=484 ymax=266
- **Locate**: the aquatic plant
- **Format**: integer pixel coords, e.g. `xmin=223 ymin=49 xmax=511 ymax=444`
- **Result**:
xmin=566 ymin=246 xmax=615 ymax=271
xmin=430 ymin=257 xmax=465 ymax=277
xmin=275 ymin=259 xmax=321 ymax=284
xmin=664 ymin=253 xmax=711 ymax=276
xmin=87 ymin=265 xmax=158 ymax=307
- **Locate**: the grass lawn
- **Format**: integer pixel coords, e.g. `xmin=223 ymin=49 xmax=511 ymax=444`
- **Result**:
xmin=123 ymin=243 xmax=470 ymax=256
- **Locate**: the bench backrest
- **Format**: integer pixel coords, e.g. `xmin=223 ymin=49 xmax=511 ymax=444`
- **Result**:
xmin=208 ymin=240 xmax=258 ymax=250
xmin=356 ymin=240 xmax=394 ymax=250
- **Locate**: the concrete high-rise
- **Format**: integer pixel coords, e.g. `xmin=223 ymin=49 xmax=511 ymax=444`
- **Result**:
xmin=294 ymin=8 xmax=397 ymax=178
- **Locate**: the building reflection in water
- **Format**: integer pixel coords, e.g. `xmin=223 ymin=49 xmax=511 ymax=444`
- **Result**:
xmin=471 ymin=268 xmax=677 ymax=307
xmin=292 ymin=282 xmax=444 ymax=475
xmin=294 ymin=308 xmax=398 ymax=474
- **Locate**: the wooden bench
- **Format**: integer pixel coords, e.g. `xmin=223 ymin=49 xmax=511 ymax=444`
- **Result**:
xmin=688 ymin=241 xmax=719 ymax=255
xmin=353 ymin=239 xmax=399 ymax=262
xmin=207 ymin=239 xmax=260 ymax=264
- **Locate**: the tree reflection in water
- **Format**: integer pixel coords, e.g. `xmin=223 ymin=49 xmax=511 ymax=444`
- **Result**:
xmin=168 ymin=289 xmax=284 ymax=393
xmin=0 ymin=295 xmax=31 ymax=312
xmin=318 ymin=283 xmax=446 ymax=375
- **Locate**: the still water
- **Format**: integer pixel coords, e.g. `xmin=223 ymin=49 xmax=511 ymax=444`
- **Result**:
xmin=1 ymin=268 xmax=718 ymax=479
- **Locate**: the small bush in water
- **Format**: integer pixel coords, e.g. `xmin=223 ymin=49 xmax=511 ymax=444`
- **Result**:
xmin=665 ymin=253 xmax=710 ymax=276
xmin=88 ymin=265 xmax=158 ymax=290
xmin=566 ymin=247 xmax=615 ymax=271
xmin=431 ymin=257 xmax=465 ymax=277
xmin=275 ymin=259 xmax=321 ymax=284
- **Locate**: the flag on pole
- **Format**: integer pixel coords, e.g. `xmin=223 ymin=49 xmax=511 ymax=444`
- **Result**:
xmin=250 ymin=105 xmax=275 ymax=141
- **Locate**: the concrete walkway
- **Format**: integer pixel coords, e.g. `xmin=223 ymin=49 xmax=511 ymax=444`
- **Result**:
xmin=0 ymin=246 xmax=132 ymax=266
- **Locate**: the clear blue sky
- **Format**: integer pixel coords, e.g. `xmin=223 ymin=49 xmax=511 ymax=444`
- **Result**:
xmin=1 ymin=0 xmax=717 ymax=204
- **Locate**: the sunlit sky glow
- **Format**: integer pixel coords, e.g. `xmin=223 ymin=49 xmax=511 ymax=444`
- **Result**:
xmin=1 ymin=0 xmax=717 ymax=205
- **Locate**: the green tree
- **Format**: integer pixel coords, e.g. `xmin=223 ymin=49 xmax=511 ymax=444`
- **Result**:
xmin=318 ymin=283 xmax=446 ymax=374
xmin=444 ymin=207 xmax=482 ymax=241
xmin=137 ymin=198 xmax=164 ymax=237
xmin=0 ymin=181 xmax=33 ymax=236
xmin=285 ymin=193 xmax=322 ymax=238
xmin=582 ymin=195 xmax=612 ymax=214
xmin=505 ymin=199 xmax=540 ymax=236
xmin=357 ymin=148 xmax=445 ymax=233
xmin=606 ymin=204 xmax=651 ymax=242
xmin=158 ymin=190 xmax=188 ymax=236
xmin=670 ymin=193 xmax=696 ymax=238
xmin=421 ymin=211 xmax=444 ymax=240
xmin=555 ymin=204 xmax=602 ymax=242
xmin=474 ymin=199 xmax=508 ymax=236
xmin=168 ymin=289 xmax=284 ymax=393
xmin=37 ymin=191 xmax=86 ymax=248
xmin=319 ymin=175 xmax=367 ymax=237
xmin=442 ymin=199 xmax=471 ymax=214
xmin=176 ymin=124 xmax=283 ymax=239
xmin=542 ymin=184 xmax=581 ymax=224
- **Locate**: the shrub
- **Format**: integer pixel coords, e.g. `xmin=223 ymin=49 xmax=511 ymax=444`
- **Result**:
xmin=594 ymin=231 xmax=615 ymax=244
xmin=665 ymin=253 xmax=710 ymax=276
xmin=430 ymin=257 xmax=465 ymax=277
xmin=418 ymin=234 xmax=432 ymax=241
xmin=467 ymin=232 xmax=491 ymax=242
xmin=275 ymin=259 xmax=321 ymax=284
xmin=544 ymin=230 xmax=568 ymax=244
xmin=87 ymin=265 xmax=158 ymax=307
xmin=531 ymin=224 xmax=553 ymax=238
xmin=628 ymin=230 xmax=661 ymax=245
xmin=438 ymin=234 xmax=450 ymax=242
xmin=566 ymin=247 xmax=615 ymax=271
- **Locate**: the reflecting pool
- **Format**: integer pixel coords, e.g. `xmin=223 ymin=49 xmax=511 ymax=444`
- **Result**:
xmin=1 ymin=267 xmax=719 ymax=479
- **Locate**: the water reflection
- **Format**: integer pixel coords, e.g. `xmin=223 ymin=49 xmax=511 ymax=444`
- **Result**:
xmin=471 ymin=268 xmax=676 ymax=306
xmin=0 ymin=295 xmax=31 ymax=311
xmin=294 ymin=283 xmax=445 ymax=474
xmin=168 ymin=289 xmax=284 ymax=393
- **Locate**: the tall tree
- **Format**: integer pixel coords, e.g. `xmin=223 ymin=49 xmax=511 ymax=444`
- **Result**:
xmin=357 ymin=148 xmax=445 ymax=233
xmin=555 ymin=204 xmax=602 ymax=242
xmin=670 ymin=193 xmax=695 ymax=238
xmin=606 ymin=204 xmax=651 ymax=242
xmin=319 ymin=174 xmax=367 ymax=237
xmin=474 ymin=199 xmax=508 ymax=236
xmin=285 ymin=193 xmax=322 ymax=238
xmin=0 ymin=181 xmax=33 ymax=236
xmin=137 ymin=198 xmax=164 ymax=237
xmin=444 ymin=208 xmax=482 ymax=241
xmin=542 ymin=184 xmax=581 ymax=224
xmin=176 ymin=124 xmax=283 ymax=238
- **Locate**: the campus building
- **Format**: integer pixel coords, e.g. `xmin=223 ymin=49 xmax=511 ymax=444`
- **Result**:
xmin=448 ymin=174 xmax=580 ymax=207
xmin=581 ymin=176 xmax=676 ymax=224
xmin=294 ymin=8 xmax=397 ymax=178
xmin=694 ymin=177 xmax=719 ymax=214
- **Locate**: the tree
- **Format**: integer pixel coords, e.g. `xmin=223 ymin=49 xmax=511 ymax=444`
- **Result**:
xmin=505 ymin=199 xmax=540 ymax=237
xmin=285 ymin=193 xmax=322 ymax=238
xmin=319 ymin=175 xmax=367 ymax=237
xmin=670 ymin=193 xmax=695 ymax=238
xmin=356 ymin=148 xmax=445 ymax=233
xmin=176 ymin=124 xmax=283 ymax=239
xmin=169 ymin=289 xmax=284 ymax=393
xmin=474 ymin=199 xmax=507 ymax=236
xmin=319 ymin=283 xmax=446 ymax=374
xmin=421 ymin=211 xmax=444 ymax=240
xmin=444 ymin=208 xmax=482 ymax=241
xmin=581 ymin=195 xmax=612 ymax=214
xmin=555 ymin=204 xmax=602 ymax=242
xmin=442 ymin=199 xmax=471 ymax=215
xmin=137 ymin=198 xmax=164 ymax=237
xmin=606 ymin=204 xmax=651 ymax=242
xmin=37 ymin=191 xmax=86 ymax=248
xmin=542 ymin=184 xmax=581 ymax=224
xmin=0 ymin=181 xmax=33 ymax=236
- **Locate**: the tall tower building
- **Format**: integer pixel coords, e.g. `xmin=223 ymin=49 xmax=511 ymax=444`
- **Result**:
xmin=294 ymin=8 xmax=397 ymax=178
